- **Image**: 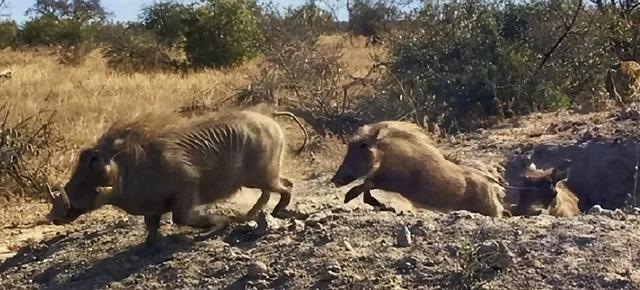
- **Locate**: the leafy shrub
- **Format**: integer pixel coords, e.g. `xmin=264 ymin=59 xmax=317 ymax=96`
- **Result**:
xmin=16 ymin=1 xmax=107 ymax=64
xmin=19 ymin=16 xmax=61 ymax=46
xmin=141 ymin=1 xmax=189 ymax=49
xmin=182 ymin=0 xmax=263 ymax=68
xmin=382 ymin=0 xmax=617 ymax=132
xmin=240 ymin=37 xmax=381 ymax=135
xmin=281 ymin=3 xmax=336 ymax=42
xmin=101 ymin=25 xmax=177 ymax=73
xmin=0 ymin=20 xmax=18 ymax=48
xmin=348 ymin=0 xmax=398 ymax=37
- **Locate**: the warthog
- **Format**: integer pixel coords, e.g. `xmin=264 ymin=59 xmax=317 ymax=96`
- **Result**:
xmin=515 ymin=159 xmax=580 ymax=217
xmin=330 ymin=121 xmax=509 ymax=217
xmin=47 ymin=110 xmax=308 ymax=245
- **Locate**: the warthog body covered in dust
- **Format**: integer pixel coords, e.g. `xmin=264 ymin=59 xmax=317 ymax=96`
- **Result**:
xmin=515 ymin=160 xmax=580 ymax=217
xmin=47 ymin=110 xmax=307 ymax=245
xmin=330 ymin=121 xmax=508 ymax=217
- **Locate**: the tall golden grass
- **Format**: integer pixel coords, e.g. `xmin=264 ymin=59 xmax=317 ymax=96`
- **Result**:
xmin=0 ymin=34 xmax=383 ymax=196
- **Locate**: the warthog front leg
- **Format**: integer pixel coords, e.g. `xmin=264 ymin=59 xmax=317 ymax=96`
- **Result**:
xmin=144 ymin=215 xmax=161 ymax=246
xmin=343 ymin=181 xmax=374 ymax=204
xmin=362 ymin=190 xmax=383 ymax=207
xmin=344 ymin=182 xmax=393 ymax=211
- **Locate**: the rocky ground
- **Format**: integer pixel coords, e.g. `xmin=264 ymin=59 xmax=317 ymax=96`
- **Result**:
xmin=2 ymin=108 xmax=640 ymax=290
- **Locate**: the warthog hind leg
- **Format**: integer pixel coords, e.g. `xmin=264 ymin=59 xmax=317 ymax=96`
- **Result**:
xmin=271 ymin=179 xmax=292 ymax=215
xmin=269 ymin=177 xmax=308 ymax=219
xmin=171 ymin=192 xmax=228 ymax=231
xmin=238 ymin=190 xmax=271 ymax=222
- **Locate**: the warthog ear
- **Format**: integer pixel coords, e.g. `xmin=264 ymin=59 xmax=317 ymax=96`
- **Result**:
xmin=373 ymin=127 xmax=390 ymax=141
xmin=551 ymin=159 xmax=572 ymax=183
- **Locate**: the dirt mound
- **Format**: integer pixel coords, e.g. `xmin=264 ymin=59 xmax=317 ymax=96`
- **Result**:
xmin=1 ymin=190 xmax=639 ymax=289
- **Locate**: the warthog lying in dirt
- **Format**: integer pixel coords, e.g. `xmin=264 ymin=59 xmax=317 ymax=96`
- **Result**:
xmin=330 ymin=121 xmax=509 ymax=217
xmin=47 ymin=110 xmax=308 ymax=245
xmin=515 ymin=160 xmax=580 ymax=217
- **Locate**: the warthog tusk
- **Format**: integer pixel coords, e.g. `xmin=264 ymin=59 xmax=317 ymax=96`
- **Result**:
xmin=59 ymin=187 xmax=71 ymax=209
xmin=96 ymin=186 xmax=113 ymax=195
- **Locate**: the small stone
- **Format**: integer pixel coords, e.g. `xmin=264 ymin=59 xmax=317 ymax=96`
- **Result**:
xmin=395 ymin=256 xmax=418 ymax=273
xmin=450 ymin=210 xmax=475 ymax=219
xmin=613 ymin=209 xmax=627 ymax=220
xmin=588 ymin=205 xmax=603 ymax=215
xmin=396 ymin=225 xmax=412 ymax=247
xmin=474 ymin=240 xmax=514 ymax=271
xmin=235 ymin=220 xmax=259 ymax=233
xmin=324 ymin=260 xmax=341 ymax=280
xmin=317 ymin=224 xmax=333 ymax=243
xmin=247 ymin=261 xmax=268 ymax=279
xmin=305 ymin=211 xmax=330 ymax=226
xmin=331 ymin=205 xmax=353 ymax=214
xmin=326 ymin=261 xmax=341 ymax=273
xmin=289 ymin=219 xmax=305 ymax=231
xmin=342 ymin=240 xmax=355 ymax=252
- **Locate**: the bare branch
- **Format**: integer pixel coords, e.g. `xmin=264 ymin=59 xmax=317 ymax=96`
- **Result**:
xmin=532 ymin=0 xmax=583 ymax=74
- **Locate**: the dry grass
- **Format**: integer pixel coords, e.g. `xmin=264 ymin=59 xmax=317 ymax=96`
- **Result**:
xmin=316 ymin=34 xmax=387 ymax=76
xmin=0 ymin=49 xmax=258 ymax=189
xmin=0 ymin=36 xmax=383 ymax=201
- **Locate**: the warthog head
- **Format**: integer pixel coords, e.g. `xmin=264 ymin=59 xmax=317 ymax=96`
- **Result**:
xmin=331 ymin=125 xmax=384 ymax=187
xmin=516 ymin=159 xmax=572 ymax=214
xmin=47 ymin=148 xmax=113 ymax=224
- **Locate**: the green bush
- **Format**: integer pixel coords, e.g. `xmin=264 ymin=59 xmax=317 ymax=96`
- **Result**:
xmin=281 ymin=3 xmax=336 ymax=42
xmin=141 ymin=1 xmax=189 ymax=49
xmin=348 ymin=0 xmax=398 ymax=37
xmin=19 ymin=16 xmax=61 ymax=46
xmin=0 ymin=20 xmax=18 ymax=48
xmin=182 ymin=0 xmax=263 ymax=68
xmin=101 ymin=25 xmax=177 ymax=73
xmin=382 ymin=0 xmax=617 ymax=132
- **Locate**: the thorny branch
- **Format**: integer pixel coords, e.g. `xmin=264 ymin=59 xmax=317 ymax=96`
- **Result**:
xmin=0 ymin=103 xmax=61 ymax=198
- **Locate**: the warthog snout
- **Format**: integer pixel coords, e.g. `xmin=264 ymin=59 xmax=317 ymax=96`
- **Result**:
xmin=46 ymin=187 xmax=83 ymax=225
xmin=331 ymin=166 xmax=356 ymax=187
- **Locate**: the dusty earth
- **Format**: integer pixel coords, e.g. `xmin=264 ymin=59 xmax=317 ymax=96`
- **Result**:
xmin=2 ymin=108 xmax=640 ymax=290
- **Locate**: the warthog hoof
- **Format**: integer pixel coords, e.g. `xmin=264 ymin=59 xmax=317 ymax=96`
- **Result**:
xmin=272 ymin=208 xmax=309 ymax=220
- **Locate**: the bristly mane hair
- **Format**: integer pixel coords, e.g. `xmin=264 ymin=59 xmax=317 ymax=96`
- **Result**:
xmin=104 ymin=112 xmax=185 ymax=141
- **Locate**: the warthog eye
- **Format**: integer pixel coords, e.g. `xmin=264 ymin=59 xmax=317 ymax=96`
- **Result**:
xmin=359 ymin=143 xmax=368 ymax=149
xmin=89 ymin=155 xmax=99 ymax=167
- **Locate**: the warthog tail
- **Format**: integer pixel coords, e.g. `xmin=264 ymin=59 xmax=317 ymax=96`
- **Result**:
xmin=272 ymin=111 xmax=308 ymax=155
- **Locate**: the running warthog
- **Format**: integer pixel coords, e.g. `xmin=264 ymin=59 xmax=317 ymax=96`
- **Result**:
xmin=47 ymin=110 xmax=307 ymax=245
xmin=330 ymin=121 xmax=509 ymax=217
